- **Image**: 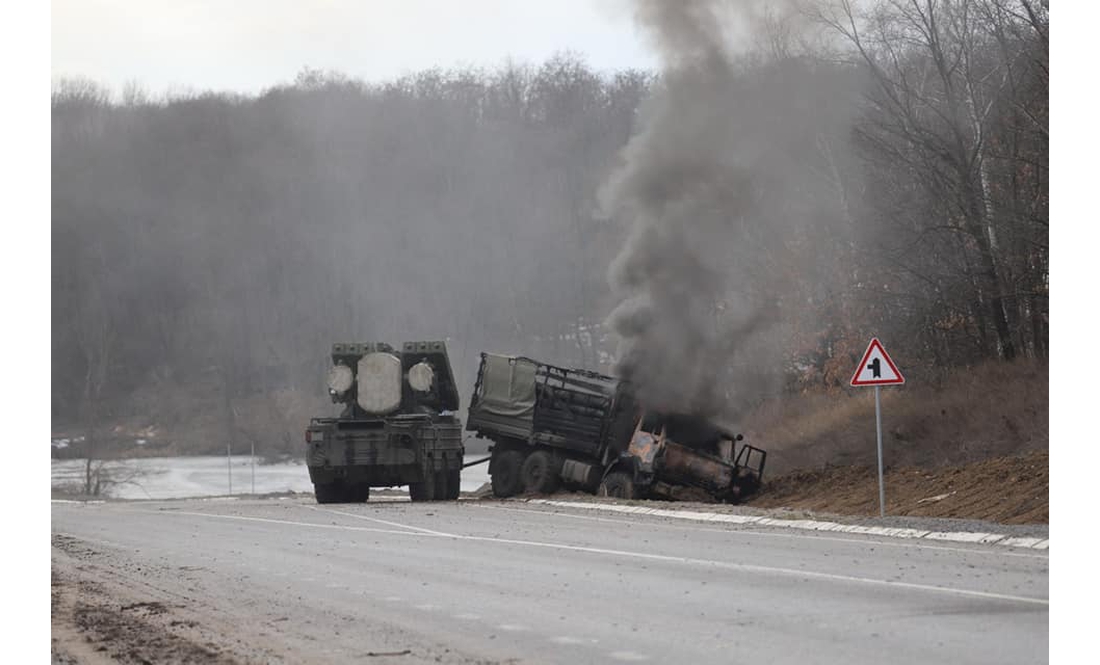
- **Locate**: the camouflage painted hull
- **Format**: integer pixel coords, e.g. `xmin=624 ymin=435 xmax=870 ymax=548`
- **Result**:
xmin=306 ymin=415 xmax=463 ymax=487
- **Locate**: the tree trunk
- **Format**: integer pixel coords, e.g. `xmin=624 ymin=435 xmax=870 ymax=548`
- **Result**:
xmin=962 ymin=169 xmax=1016 ymax=360
xmin=973 ymin=237 xmax=1016 ymax=360
xmin=1029 ymin=292 xmax=1045 ymax=359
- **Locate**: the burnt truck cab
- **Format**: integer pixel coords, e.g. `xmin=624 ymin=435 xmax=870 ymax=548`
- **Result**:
xmin=598 ymin=412 xmax=767 ymax=502
xmin=305 ymin=341 xmax=464 ymax=503
xmin=466 ymin=351 xmax=766 ymax=503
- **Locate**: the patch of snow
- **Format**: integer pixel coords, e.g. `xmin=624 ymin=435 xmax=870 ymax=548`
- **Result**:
xmin=917 ymin=491 xmax=957 ymax=504
xmin=51 ymin=453 xmax=492 ymax=500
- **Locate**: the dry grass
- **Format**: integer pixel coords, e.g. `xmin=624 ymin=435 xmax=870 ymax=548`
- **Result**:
xmin=747 ymin=449 xmax=1048 ymax=524
xmin=743 ymin=359 xmax=1048 ymax=475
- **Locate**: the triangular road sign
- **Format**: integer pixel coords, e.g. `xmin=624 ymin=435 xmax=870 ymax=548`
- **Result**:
xmin=850 ymin=338 xmax=905 ymax=386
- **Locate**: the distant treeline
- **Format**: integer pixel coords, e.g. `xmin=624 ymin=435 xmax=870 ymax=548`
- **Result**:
xmin=52 ymin=1 xmax=1046 ymax=456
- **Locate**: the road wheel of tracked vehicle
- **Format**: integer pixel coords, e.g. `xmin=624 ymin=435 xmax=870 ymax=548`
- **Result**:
xmin=598 ymin=471 xmax=637 ymax=500
xmin=490 ymin=450 xmax=525 ymax=498
xmin=432 ymin=470 xmax=451 ymax=500
xmin=409 ymin=478 xmax=434 ymax=502
xmin=314 ymin=482 xmax=342 ymax=504
xmin=520 ymin=450 xmax=560 ymax=495
xmin=349 ymin=483 xmax=370 ymax=502
xmin=445 ymin=469 xmax=461 ymax=500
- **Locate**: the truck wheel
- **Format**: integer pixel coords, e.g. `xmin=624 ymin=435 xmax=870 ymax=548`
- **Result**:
xmin=520 ymin=451 xmax=560 ymax=495
xmin=598 ymin=471 xmax=637 ymax=500
xmin=490 ymin=450 xmax=525 ymax=498
xmin=730 ymin=470 xmax=760 ymax=502
xmin=314 ymin=482 xmax=342 ymax=504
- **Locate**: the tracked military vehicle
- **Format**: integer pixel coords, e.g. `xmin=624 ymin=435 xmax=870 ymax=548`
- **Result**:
xmin=305 ymin=341 xmax=464 ymax=503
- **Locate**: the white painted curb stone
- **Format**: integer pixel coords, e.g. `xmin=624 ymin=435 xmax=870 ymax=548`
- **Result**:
xmin=527 ymin=499 xmax=1049 ymax=550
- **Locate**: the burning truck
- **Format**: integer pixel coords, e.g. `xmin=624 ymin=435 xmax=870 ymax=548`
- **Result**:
xmin=465 ymin=353 xmax=766 ymax=502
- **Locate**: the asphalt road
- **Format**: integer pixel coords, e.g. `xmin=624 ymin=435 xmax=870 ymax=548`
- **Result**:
xmin=51 ymin=497 xmax=1048 ymax=664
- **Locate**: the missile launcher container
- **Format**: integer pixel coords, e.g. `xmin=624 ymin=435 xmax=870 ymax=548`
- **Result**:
xmin=305 ymin=341 xmax=464 ymax=503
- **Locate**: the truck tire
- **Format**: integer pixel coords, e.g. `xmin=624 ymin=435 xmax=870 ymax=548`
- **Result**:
xmin=314 ymin=482 xmax=342 ymax=504
xmin=520 ymin=450 xmax=560 ymax=495
xmin=490 ymin=450 xmax=525 ymax=498
xmin=730 ymin=469 xmax=760 ymax=503
xmin=598 ymin=471 xmax=637 ymax=500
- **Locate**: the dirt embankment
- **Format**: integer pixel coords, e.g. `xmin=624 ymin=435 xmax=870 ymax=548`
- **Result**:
xmin=744 ymin=360 xmax=1048 ymax=476
xmin=734 ymin=360 xmax=1047 ymax=524
xmin=746 ymin=450 xmax=1048 ymax=524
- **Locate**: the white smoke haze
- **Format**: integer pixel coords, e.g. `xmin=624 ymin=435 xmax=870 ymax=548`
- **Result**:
xmin=603 ymin=0 xmax=862 ymax=419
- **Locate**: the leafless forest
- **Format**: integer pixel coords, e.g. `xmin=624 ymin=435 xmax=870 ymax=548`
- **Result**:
xmin=52 ymin=1 xmax=1047 ymax=459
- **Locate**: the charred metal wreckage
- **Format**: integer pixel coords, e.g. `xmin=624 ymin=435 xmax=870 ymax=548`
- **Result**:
xmin=465 ymin=353 xmax=766 ymax=502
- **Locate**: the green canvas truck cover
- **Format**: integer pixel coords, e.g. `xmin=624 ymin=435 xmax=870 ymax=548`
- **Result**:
xmin=478 ymin=353 xmax=537 ymax=422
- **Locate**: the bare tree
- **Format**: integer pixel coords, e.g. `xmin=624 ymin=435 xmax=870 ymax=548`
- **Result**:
xmin=51 ymin=32 xmax=1044 ymax=454
xmin=73 ymin=273 xmax=114 ymax=495
xmin=814 ymin=0 xmax=1047 ymax=361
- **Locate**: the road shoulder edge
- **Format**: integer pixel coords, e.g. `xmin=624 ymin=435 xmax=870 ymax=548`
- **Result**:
xmin=527 ymin=499 xmax=1050 ymax=550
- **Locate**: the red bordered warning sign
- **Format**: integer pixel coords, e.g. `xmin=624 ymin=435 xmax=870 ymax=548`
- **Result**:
xmin=850 ymin=338 xmax=905 ymax=386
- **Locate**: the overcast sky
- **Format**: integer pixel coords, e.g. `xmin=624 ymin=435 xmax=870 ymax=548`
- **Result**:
xmin=52 ymin=0 xmax=657 ymax=95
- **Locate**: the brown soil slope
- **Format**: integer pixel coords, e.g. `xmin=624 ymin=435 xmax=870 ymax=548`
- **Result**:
xmin=743 ymin=360 xmax=1048 ymax=476
xmin=745 ymin=450 xmax=1047 ymax=524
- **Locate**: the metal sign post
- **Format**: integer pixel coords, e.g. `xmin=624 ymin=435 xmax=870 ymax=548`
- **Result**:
xmin=875 ymin=386 xmax=885 ymax=517
xmin=850 ymin=338 xmax=905 ymax=518
xmin=227 ymin=441 xmax=232 ymax=496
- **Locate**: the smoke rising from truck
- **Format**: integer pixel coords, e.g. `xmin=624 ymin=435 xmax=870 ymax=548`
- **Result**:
xmin=602 ymin=0 xmax=859 ymax=420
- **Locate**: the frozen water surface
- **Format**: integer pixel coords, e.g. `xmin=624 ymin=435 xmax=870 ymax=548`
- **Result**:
xmin=52 ymin=454 xmax=492 ymax=500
